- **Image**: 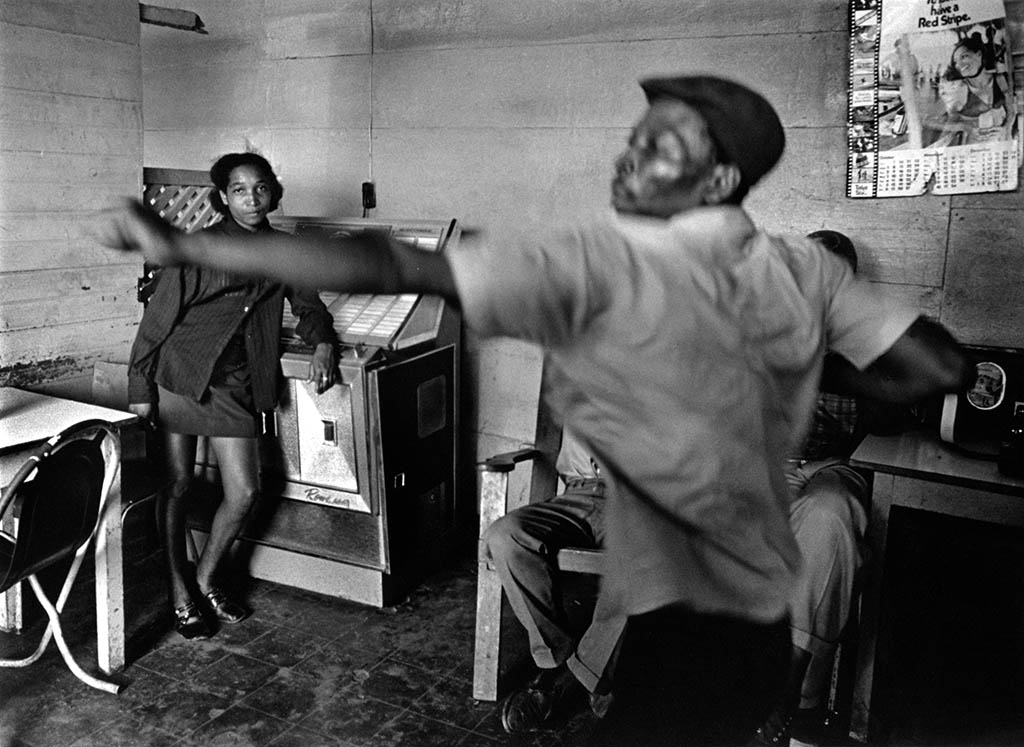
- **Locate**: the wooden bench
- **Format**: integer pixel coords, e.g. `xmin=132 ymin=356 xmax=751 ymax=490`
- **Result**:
xmin=472 ymin=444 xmax=603 ymax=702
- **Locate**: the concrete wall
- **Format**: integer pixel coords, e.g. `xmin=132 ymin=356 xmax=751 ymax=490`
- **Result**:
xmin=138 ymin=0 xmax=1024 ymax=496
xmin=0 ymin=0 xmax=143 ymax=399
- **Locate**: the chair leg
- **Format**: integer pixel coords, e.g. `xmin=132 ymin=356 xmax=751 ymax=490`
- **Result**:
xmin=0 ymin=541 xmax=121 ymax=694
xmin=0 ymin=541 xmax=92 ymax=670
xmin=473 ymin=558 xmax=503 ymax=701
xmin=26 ymin=574 xmax=121 ymax=694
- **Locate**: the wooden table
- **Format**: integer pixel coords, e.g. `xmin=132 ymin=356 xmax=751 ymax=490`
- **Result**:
xmin=0 ymin=386 xmax=139 ymax=673
xmin=848 ymin=428 xmax=1024 ymax=742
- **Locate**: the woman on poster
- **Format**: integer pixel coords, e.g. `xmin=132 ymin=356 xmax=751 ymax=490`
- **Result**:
xmin=936 ymin=34 xmax=1013 ymax=144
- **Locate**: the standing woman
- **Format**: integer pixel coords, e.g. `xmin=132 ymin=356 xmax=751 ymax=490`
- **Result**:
xmin=128 ymin=152 xmax=337 ymax=639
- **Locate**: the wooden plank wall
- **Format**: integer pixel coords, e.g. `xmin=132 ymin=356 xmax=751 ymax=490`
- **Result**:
xmin=0 ymin=0 xmax=142 ymax=399
xmin=140 ymin=0 xmax=372 ymax=218
xmin=134 ymin=0 xmax=1023 ymax=470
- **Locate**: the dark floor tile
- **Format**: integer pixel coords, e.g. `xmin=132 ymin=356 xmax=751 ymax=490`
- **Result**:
xmin=456 ymin=733 xmax=504 ymax=747
xmin=386 ymin=623 xmax=476 ymax=679
xmin=249 ymin=584 xmax=371 ymax=639
xmin=407 ymin=673 xmax=497 ymax=732
xmin=182 ymin=703 xmax=293 ymax=746
xmin=468 ymin=701 xmax=596 ymax=747
xmin=463 ymin=710 xmax=560 ymax=747
xmin=296 ymin=687 xmax=405 ymax=744
xmin=117 ymin=666 xmax=234 ymax=735
xmin=209 ymin=615 xmax=279 ymax=648
xmin=335 ymin=612 xmax=432 ymax=655
xmin=238 ymin=624 xmax=331 ymax=668
xmin=364 ymin=711 xmax=474 ymax=746
xmin=241 ymin=669 xmax=324 ymax=724
xmin=0 ymin=646 xmax=71 ymax=699
xmin=354 ymin=658 xmax=441 ymax=709
xmin=191 ymin=651 xmax=283 ymax=700
xmin=290 ymin=638 xmax=387 ymax=684
xmin=27 ymin=544 xmax=1024 ymax=747
xmin=547 ymin=707 xmax=599 ymax=747
xmin=468 ymin=708 xmax=542 ymax=746
xmin=268 ymin=723 xmax=359 ymax=746
xmin=0 ymin=668 xmax=124 ymax=747
xmin=66 ymin=713 xmax=181 ymax=747
xmin=132 ymin=635 xmax=232 ymax=681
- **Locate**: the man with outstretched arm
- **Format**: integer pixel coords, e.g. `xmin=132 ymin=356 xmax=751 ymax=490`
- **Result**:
xmin=96 ymin=74 xmax=970 ymax=745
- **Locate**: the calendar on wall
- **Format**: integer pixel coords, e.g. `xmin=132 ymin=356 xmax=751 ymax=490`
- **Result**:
xmin=846 ymin=0 xmax=1021 ymax=197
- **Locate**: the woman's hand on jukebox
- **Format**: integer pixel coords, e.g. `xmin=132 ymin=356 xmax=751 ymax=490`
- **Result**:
xmin=309 ymin=342 xmax=338 ymax=394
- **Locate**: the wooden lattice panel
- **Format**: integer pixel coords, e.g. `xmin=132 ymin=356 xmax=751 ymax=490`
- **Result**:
xmin=142 ymin=167 xmax=221 ymax=233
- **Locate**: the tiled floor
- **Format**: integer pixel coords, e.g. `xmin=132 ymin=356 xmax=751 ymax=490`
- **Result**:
xmin=0 ymin=545 xmax=596 ymax=747
xmin=3 ymin=532 xmax=1024 ymax=747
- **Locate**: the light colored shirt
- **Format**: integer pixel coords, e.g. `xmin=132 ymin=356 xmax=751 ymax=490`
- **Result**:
xmin=555 ymin=426 xmax=601 ymax=480
xmin=449 ymin=206 xmax=917 ymax=622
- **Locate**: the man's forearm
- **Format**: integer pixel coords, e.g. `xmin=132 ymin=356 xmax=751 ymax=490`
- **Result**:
xmin=177 ymin=226 xmax=460 ymax=303
xmin=842 ymin=317 xmax=972 ymax=403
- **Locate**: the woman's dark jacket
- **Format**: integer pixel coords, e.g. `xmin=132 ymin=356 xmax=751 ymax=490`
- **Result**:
xmin=127 ymin=217 xmax=336 ymax=413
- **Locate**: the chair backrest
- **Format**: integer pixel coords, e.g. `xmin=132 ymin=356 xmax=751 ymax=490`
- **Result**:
xmin=0 ymin=421 xmax=118 ymax=591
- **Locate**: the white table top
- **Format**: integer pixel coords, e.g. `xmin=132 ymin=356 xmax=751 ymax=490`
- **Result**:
xmin=0 ymin=386 xmax=137 ymax=455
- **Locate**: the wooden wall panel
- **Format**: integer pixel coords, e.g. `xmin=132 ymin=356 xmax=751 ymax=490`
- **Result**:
xmin=944 ymin=208 xmax=1024 ymax=346
xmin=141 ymin=0 xmax=265 ymax=64
xmin=373 ymin=0 xmax=843 ymax=51
xmin=0 ymin=0 xmax=141 ymax=395
xmin=0 ymin=0 xmax=136 ymax=42
xmin=2 ymin=319 xmax=140 ymax=383
xmin=141 ymin=62 xmax=268 ymax=130
xmin=142 ymin=0 xmax=371 ymax=64
xmin=749 ymin=128 xmax=952 ymax=289
xmin=0 ymin=88 xmax=140 ymax=132
xmin=0 ymin=22 xmax=138 ymax=100
xmin=264 ymin=129 xmax=370 ymax=218
xmin=0 ymin=241 xmax=136 ymax=275
xmin=263 ymin=0 xmax=370 ymax=59
xmin=141 ymin=5 xmax=372 ymax=216
xmin=373 ymin=34 xmax=844 ymax=131
xmin=372 ymin=127 xmax=618 ymax=226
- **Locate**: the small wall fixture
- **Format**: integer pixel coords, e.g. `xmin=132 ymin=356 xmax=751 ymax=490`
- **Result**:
xmin=139 ymin=3 xmax=207 ymax=34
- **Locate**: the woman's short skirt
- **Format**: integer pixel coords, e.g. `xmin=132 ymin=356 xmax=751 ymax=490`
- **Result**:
xmin=157 ymin=377 xmax=257 ymax=438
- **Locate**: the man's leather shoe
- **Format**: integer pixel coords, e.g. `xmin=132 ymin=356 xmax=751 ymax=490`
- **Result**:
xmin=589 ymin=690 xmax=613 ymax=719
xmin=500 ymin=666 xmax=579 ymax=734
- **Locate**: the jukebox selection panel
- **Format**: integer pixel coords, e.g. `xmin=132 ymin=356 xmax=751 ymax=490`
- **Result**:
xmin=320 ymin=293 xmax=419 ymax=348
xmin=277 ymin=218 xmax=457 ymax=351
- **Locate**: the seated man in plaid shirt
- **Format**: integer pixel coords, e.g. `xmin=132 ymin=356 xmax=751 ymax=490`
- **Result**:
xmin=755 ymin=230 xmax=919 ymax=747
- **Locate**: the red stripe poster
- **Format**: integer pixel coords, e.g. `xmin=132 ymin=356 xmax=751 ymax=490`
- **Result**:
xmin=847 ymin=0 xmax=1021 ymax=196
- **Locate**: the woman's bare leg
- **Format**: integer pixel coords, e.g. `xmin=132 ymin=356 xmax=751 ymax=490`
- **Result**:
xmin=161 ymin=432 xmax=198 ymax=611
xmin=194 ymin=436 xmax=260 ymax=593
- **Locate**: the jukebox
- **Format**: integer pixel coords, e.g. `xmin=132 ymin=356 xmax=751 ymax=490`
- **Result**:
xmin=188 ymin=217 xmax=463 ymax=607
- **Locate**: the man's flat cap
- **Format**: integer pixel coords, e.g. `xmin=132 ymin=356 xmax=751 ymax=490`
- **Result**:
xmin=640 ymin=75 xmax=785 ymax=191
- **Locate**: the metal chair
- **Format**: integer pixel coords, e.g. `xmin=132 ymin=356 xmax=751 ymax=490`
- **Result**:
xmin=0 ymin=419 xmax=123 ymax=694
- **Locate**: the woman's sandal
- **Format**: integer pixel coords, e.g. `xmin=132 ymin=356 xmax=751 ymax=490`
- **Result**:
xmin=202 ymin=587 xmax=249 ymax=624
xmin=173 ymin=601 xmax=212 ymax=640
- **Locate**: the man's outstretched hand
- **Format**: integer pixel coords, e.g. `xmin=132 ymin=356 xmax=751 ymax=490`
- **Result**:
xmin=91 ymin=198 xmax=181 ymax=266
